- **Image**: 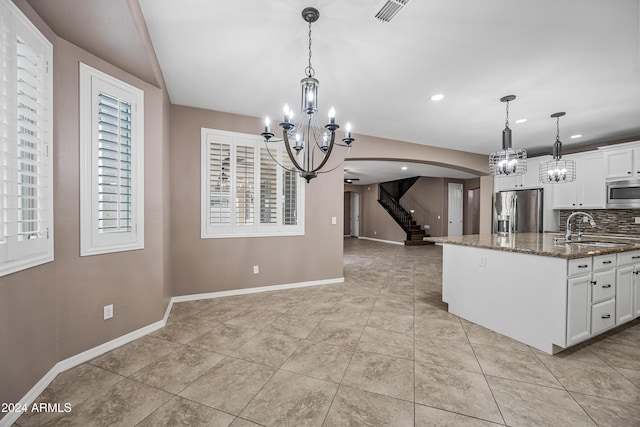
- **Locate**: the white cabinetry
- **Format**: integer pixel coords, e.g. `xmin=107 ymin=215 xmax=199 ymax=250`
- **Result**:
xmin=617 ymin=250 xmax=640 ymax=322
xmin=566 ymin=254 xmax=616 ymax=346
xmin=552 ymin=152 xmax=605 ymax=209
xmin=567 ymin=273 xmax=592 ymax=346
xmin=494 ymin=157 xmax=546 ymax=191
xmin=603 ymin=142 xmax=640 ymax=179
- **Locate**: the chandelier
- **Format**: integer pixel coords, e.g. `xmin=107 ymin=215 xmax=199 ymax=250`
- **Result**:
xmin=539 ymin=112 xmax=576 ymax=183
xmin=489 ymin=95 xmax=527 ymax=176
xmin=260 ymin=7 xmax=354 ymax=183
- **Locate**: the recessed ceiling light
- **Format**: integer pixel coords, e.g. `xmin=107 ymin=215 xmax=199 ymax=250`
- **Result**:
xmin=570 ymin=134 xmax=583 ymax=139
xmin=401 ymin=166 xmax=408 ymax=170
xmin=430 ymin=94 xmax=444 ymax=101
xmin=515 ymin=118 xmax=527 ymax=124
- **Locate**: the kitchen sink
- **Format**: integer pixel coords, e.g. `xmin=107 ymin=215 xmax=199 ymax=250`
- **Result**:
xmin=571 ymin=241 xmax=630 ymax=248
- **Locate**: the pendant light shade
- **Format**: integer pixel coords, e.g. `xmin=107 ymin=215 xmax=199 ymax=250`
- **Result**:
xmin=539 ymin=112 xmax=576 ymax=184
xmin=489 ymin=95 xmax=527 ymax=176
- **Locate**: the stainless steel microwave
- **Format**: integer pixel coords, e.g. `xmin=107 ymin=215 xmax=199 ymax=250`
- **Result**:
xmin=606 ymin=179 xmax=640 ymax=208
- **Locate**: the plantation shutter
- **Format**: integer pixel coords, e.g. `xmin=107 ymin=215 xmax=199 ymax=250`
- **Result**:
xmin=79 ymin=63 xmax=144 ymax=256
xmin=97 ymin=92 xmax=132 ymax=233
xmin=208 ymin=141 xmax=231 ymax=225
xmin=235 ymin=145 xmax=254 ymax=226
xmin=0 ymin=0 xmax=53 ymax=275
xmin=281 ymin=155 xmax=298 ymax=226
xmin=259 ymin=147 xmax=277 ymax=224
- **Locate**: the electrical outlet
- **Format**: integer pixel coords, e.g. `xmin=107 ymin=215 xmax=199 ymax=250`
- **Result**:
xmin=479 ymin=257 xmax=487 ymax=268
xmin=635 ymin=217 xmax=640 ymax=224
xmin=331 ymin=216 xmax=337 ymax=225
xmin=253 ymin=265 xmax=259 ymax=274
xmin=374 ymin=231 xmax=377 ymax=235
xmin=104 ymin=304 xmax=113 ymax=320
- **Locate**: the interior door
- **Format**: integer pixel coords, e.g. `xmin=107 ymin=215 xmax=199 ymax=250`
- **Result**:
xmin=350 ymin=192 xmax=360 ymax=237
xmin=448 ymin=183 xmax=463 ymax=236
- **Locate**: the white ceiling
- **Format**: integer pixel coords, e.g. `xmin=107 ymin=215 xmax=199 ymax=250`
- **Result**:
xmin=24 ymin=0 xmax=640 ymax=183
xmin=138 ymin=0 xmax=640 ymax=159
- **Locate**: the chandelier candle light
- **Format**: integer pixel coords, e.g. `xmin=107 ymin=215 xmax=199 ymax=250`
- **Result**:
xmin=539 ymin=112 xmax=576 ymax=184
xmin=261 ymin=7 xmax=354 ymax=183
xmin=489 ymin=95 xmax=527 ymax=176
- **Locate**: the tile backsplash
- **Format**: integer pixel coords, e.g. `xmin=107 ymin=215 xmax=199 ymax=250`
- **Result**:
xmin=559 ymin=209 xmax=640 ymax=236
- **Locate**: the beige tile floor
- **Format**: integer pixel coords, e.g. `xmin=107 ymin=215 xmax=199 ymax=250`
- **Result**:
xmin=15 ymin=238 xmax=640 ymax=426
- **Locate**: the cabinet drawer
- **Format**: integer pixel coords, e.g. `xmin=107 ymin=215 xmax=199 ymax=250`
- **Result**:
xmin=593 ymin=254 xmax=616 ymax=271
xmin=568 ymin=258 xmax=592 ymax=276
xmin=592 ymin=299 xmax=615 ymax=334
xmin=618 ymin=251 xmax=640 ymax=266
xmin=591 ymin=270 xmax=616 ymax=303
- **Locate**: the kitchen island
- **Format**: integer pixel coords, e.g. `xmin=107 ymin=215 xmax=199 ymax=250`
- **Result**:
xmin=426 ymin=233 xmax=640 ymax=354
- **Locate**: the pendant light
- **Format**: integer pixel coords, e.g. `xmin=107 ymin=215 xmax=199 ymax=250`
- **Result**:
xmin=489 ymin=95 xmax=527 ymax=176
xmin=539 ymin=112 xmax=576 ymax=183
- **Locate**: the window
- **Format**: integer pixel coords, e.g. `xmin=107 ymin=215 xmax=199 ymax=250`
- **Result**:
xmin=201 ymin=128 xmax=304 ymax=238
xmin=0 ymin=0 xmax=53 ymax=277
xmin=79 ymin=63 xmax=144 ymax=256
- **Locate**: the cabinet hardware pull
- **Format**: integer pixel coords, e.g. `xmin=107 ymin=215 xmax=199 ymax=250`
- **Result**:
xmin=590 ymin=280 xmax=597 ymax=285
xmin=602 ymin=284 xmax=611 ymax=288
xmin=602 ymin=261 xmax=612 ymax=264
xmin=578 ymin=265 xmax=589 ymax=268
xmin=632 ymin=256 xmax=640 ymax=259
xmin=602 ymin=314 xmax=611 ymax=319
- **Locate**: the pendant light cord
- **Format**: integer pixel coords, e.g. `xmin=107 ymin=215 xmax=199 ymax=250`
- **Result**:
xmin=504 ymin=100 xmax=510 ymax=129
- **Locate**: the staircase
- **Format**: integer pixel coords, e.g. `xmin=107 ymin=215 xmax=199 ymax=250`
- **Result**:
xmin=378 ymin=184 xmax=432 ymax=246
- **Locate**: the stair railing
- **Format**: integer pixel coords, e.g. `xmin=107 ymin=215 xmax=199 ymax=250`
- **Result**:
xmin=378 ymin=185 xmax=413 ymax=238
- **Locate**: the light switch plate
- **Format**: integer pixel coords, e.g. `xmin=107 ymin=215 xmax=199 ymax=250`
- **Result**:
xmin=635 ymin=217 xmax=640 ymax=224
xmin=104 ymin=304 xmax=113 ymax=320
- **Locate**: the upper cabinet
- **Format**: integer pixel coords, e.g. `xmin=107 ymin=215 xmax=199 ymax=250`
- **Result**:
xmin=603 ymin=142 xmax=640 ymax=179
xmin=552 ymin=152 xmax=605 ymax=209
xmin=494 ymin=156 xmax=547 ymax=191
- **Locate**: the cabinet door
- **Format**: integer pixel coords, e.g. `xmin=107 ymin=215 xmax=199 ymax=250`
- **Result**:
xmin=567 ymin=275 xmax=592 ymax=346
xmin=579 ymin=155 xmax=605 ymax=208
xmin=494 ymin=175 xmax=520 ymax=191
xmin=521 ymin=158 xmax=543 ymax=189
xmin=605 ymin=149 xmax=633 ymax=179
xmin=616 ymin=266 xmax=634 ymax=324
xmin=633 ymin=148 xmax=640 ymax=177
xmin=552 ymin=180 xmax=578 ymax=209
xmin=634 ymin=266 xmax=640 ymax=318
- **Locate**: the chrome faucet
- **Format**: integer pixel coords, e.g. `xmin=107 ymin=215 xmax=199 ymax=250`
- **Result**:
xmin=565 ymin=212 xmax=596 ymax=241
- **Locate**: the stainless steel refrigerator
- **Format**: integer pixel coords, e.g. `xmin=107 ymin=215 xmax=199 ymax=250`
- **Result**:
xmin=492 ymin=188 xmax=544 ymax=234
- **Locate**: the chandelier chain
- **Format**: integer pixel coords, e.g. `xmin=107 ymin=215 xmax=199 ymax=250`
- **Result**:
xmin=556 ymin=115 xmax=561 ymax=142
xmin=305 ymin=21 xmax=315 ymax=77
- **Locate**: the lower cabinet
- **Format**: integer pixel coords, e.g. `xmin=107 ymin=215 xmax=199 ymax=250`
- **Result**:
xmin=567 ymin=250 xmax=640 ymax=348
xmin=616 ymin=266 xmax=635 ymax=324
xmin=567 ymin=275 xmax=592 ymax=346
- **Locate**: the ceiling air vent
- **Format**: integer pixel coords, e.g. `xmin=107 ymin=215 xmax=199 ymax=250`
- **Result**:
xmin=371 ymin=0 xmax=410 ymax=24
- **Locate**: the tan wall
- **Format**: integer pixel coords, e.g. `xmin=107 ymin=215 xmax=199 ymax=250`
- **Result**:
xmin=354 ymin=184 xmax=406 ymax=243
xmin=0 ymin=1 xmax=170 ymax=404
xmin=401 ymin=177 xmax=446 ymax=237
xmin=348 ymin=133 xmax=488 ymax=176
xmin=479 ymin=175 xmax=495 ymax=234
xmin=170 ymin=106 xmax=344 ymax=296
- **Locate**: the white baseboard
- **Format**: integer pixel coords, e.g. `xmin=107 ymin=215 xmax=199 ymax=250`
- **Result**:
xmin=358 ymin=236 xmax=404 ymax=245
xmin=172 ymin=277 xmax=344 ymax=303
xmin=0 ymin=276 xmax=343 ymax=427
